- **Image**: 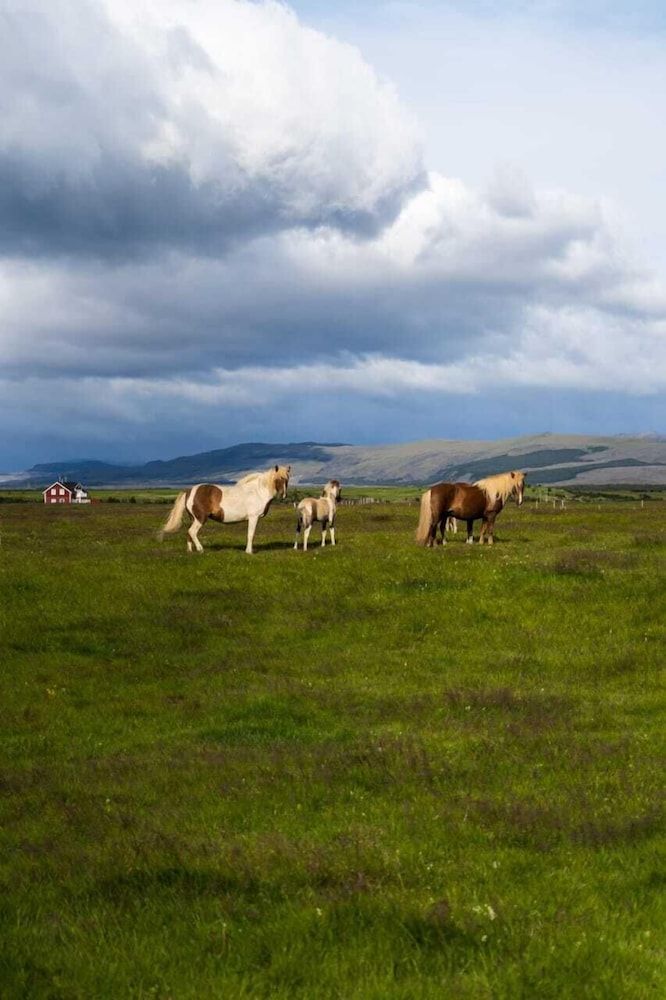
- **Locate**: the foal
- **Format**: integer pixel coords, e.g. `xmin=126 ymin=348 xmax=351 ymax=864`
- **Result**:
xmin=294 ymin=480 xmax=341 ymax=551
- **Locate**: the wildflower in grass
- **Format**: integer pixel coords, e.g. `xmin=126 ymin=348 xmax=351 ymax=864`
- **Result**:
xmin=472 ymin=903 xmax=497 ymax=921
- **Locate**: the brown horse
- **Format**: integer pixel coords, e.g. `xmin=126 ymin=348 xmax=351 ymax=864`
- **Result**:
xmin=415 ymin=471 xmax=526 ymax=547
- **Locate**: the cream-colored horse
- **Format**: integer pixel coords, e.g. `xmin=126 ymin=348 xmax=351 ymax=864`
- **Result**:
xmin=159 ymin=465 xmax=290 ymax=554
xmin=294 ymin=480 xmax=341 ymax=551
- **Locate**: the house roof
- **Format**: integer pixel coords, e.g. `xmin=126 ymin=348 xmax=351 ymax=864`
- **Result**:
xmin=42 ymin=480 xmax=80 ymax=494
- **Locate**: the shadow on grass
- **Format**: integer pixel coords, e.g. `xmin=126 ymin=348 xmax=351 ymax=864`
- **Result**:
xmin=550 ymin=549 xmax=638 ymax=577
xmin=201 ymin=697 xmax=352 ymax=747
xmin=201 ymin=539 xmax=298 ymax=552
xmin=472 ymin=797 xmax=663 ymax=851
xmin=399 ymin=898 xmax=483 ymax=962
xmin=92 ymin=866 xmax=263 ymax=905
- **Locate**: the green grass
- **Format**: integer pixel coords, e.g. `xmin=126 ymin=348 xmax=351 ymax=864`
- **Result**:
xmin=1 ymin=497 xmax=665 ymax=998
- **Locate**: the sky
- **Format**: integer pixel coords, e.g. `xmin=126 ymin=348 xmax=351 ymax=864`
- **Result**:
xmin=1 ymin=0 xmax=666 ymax=468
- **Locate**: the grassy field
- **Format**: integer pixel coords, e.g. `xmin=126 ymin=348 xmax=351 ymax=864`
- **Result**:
xmin=1 ymin=495 xmax=665 ymax=998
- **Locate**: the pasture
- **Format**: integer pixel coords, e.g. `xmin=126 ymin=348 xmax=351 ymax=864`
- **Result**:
xmin=1 ymin=495 xmax=665 ymax=998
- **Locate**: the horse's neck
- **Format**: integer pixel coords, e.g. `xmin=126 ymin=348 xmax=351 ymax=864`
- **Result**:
xmin=237 ymin=472 xmax=273 ymax=499
xmin=325 ymin=495 xmax=336 ymax=518
xmin=256 ymin=473 xmax=274 ymax=496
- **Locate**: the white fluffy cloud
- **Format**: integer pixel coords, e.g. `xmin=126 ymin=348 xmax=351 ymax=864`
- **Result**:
xmin=0 ymin=0 xmax=422 ymax=255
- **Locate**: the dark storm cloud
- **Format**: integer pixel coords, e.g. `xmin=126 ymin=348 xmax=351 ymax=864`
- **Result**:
xmin=0 ymin=140 xmax=424 ymax=261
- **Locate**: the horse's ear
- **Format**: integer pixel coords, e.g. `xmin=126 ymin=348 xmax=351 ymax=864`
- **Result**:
xmin=511 ymin=472 xmax=515 ymax=478
xmin=274 ymin=465 xmax=279 ymax=472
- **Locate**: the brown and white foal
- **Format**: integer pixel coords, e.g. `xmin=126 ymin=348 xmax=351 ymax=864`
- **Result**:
xmin=294 ymin=480 xmax=341 ymax=551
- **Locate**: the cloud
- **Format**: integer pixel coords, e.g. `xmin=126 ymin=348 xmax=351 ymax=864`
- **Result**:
xmin=4 ymin=296 xmax=665 ymax=435
xmin=3 ymin=167 xmax=663 ymax=385
xmin=0 ymin=0 xmax=423 ymax=257
xmin=1 ymin=1 xmax=665 ymax=467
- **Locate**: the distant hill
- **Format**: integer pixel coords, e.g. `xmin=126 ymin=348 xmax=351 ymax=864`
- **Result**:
xmin=5 ymin=434 xmax=666 ymax=487
xmin=24 ymin=443 xmax=342 ymax=487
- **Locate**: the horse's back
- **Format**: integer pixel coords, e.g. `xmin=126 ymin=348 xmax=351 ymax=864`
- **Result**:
xmin=430 ymin=481 xmax=486 ymax=519
xmin=429 ymin=481 xmax=457 ymax=513
xmin=298 ymin=497 xmax=328 ymax=521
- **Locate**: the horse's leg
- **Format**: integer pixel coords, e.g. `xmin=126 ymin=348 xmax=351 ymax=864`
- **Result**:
xmin=466 ymin=519 xmax=474 ymax=544
xmin=188 ymin=516 xmax=205 ymax=553
xmin=439 ymin=518 xmax=448 ymax=545
xmin=245 ymin=514 xmax=259 ymax=554
xmin=303 ymin=525 xmax=312 ymax=551
xmin=486 ymin=513 xmax=497 ymax=545
xmin=294 ymin=515 xmax=302 ymax=550
xmin=479 ymin=519 xmax=487 ymax=545
xmin=330 ymin=524 xmax=336 ymax=546
xmin=321 ymin=519 xmax=327 ymax=547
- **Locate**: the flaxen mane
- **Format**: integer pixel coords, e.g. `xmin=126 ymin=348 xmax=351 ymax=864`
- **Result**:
xmin=474 ymin=471 xmax=523 ymax=505
xmin=237 ymin=466 xmax=289 ymax=489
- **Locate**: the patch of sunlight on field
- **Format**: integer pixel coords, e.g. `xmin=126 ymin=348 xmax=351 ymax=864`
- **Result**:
xmin=1 ymin=497 xmax=665 ymax=998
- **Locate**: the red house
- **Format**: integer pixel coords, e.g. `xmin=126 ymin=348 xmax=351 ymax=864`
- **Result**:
xmin=43 ymin=480 xmax=90 ymax=504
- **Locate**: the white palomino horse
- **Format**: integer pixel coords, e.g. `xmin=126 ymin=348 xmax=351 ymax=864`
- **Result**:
xmin=159 ymin=465 xmax=291 ymax=554
xmin=294 ymin=480 xmax=341 ymax=551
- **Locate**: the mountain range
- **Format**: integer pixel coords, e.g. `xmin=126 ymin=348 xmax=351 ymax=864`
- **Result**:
xmin=5 ymin=433 xmax=666 ymax=488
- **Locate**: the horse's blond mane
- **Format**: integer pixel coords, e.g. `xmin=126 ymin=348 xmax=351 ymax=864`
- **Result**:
xmin=236 ymin=466 xmax=290 ymax=489
xmin=474 ymin=471 xmax=524 ymax=504
xmin=236 ymin=471 xmax=263 ymax=485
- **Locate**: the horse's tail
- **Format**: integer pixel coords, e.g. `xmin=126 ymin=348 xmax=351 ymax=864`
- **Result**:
xmin=415 ymin=489 xmax=433 ymax=546
xmin=295 ymin=498 xmax=309 ymax=532
xmin=158 ymin=490 xmax=188 ymax=540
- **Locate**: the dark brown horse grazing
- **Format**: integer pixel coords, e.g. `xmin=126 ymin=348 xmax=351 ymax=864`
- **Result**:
xmin=415 ymin=471 xmax=526 ymax=547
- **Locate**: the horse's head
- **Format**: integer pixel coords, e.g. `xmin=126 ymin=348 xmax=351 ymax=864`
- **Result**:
xmin=511 ymin=471 xmax=526 ymax=506
xmin=273 ymin=464 xmax=291 ymax=499
xmin=322 ymin=479 xmax=341 ymax=500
